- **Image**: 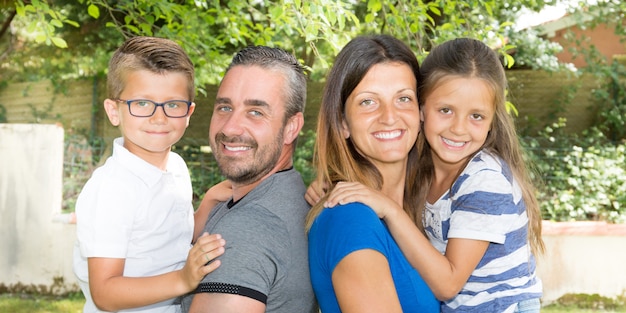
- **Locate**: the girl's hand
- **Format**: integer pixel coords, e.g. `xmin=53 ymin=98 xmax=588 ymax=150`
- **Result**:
xmin=305 ymin=180 xmax=328 ymax=206
xmin=325 ymin=181 xmax=401 ymax=219
xmin=180 ymin=232 xmax=225 ymax=291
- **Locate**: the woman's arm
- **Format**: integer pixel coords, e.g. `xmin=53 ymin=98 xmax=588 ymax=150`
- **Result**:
xmin=332 ymin=249 xmax=403 ymax=313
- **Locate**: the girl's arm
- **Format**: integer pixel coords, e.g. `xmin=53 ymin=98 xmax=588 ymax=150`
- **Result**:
xmin=333 ymin=250 xmax=403 ymax=312
xmin=327 ymin=182 xmax=489 ymax=300
xmin=194 ymin=180 xmax=232 ymax=242
xmin=88 ymin=233 xmax=225 ymax=312
xmin=383 ymin=207 xmax=488 ymax=300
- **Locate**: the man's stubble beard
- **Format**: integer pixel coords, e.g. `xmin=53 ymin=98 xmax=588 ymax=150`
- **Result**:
xmin=211 ymin=127 xmax=284 ymax=186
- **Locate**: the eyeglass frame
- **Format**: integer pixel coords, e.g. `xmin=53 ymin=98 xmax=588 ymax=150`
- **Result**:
xmin=115 ymin=98 xmax=192 ymax=118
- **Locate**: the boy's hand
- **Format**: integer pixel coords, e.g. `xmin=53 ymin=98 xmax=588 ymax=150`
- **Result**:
xmin=181 ymin=232 xmax=225 ymax=291
xmin=324 ymin=181 xmax=401 ymax=219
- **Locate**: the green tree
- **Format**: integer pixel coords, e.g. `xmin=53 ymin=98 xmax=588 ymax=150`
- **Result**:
xmin=3 ymin=0 xmax=563 ymax=88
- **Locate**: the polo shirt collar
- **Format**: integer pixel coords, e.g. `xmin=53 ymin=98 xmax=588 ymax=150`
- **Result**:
xmin=112 ymin=137 xmax=168 ymax=187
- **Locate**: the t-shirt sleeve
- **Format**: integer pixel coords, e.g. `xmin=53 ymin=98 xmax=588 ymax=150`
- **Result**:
xmin=448 ymin=167 xmax=519 ymax=244
xmin=76 ymin=171 xmax=137 ymax=258
xmin=309 ymin=202 xmax=391 ymax=274
xmin=196 ymin=205 xmax=288 ymax=302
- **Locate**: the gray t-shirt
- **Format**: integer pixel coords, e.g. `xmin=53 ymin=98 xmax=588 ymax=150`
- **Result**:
xmin=181 ymin=168 xmax=318 ymax=313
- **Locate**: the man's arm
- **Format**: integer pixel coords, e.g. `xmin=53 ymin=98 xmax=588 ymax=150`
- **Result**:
xmin=188 ymin=293 xmax=266 ymax=313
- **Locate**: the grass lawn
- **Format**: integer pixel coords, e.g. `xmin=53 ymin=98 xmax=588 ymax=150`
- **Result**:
xmin=1 ymin=292 xmax=626 ymax=312
xmin=543 ymin=306 xmax=626 ymax=313
xmin=541 ymin=293 xmax=626 ymax=313
xmin=0 ymin=293 xmax=84 ymax=313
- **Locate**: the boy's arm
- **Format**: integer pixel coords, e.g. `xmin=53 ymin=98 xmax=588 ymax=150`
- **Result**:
xmin=88 ymin=233 xmax=225 ymax=312
xmin=194 ymin=180 xmax=232 ymax=242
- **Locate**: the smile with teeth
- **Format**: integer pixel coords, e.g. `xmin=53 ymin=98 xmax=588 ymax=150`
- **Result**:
xmin=442 ymin=137 xmax=466 ymax=147
xmin=224 ymin=144 xmax=252 ymax=151
xmin=373 ymin=129 xmax=403 ymax=139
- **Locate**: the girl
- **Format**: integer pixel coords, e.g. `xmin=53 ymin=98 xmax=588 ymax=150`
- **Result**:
xmin=323 ymin=38 xmax=545 ymax=312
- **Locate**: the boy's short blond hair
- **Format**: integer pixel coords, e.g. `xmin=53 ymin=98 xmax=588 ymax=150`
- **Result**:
xmin=107 ymin=36 xmax=195 ymax=101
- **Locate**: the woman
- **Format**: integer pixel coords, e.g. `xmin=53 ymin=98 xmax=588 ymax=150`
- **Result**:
xmin=305 ymin=34 xmax=439 ymax=313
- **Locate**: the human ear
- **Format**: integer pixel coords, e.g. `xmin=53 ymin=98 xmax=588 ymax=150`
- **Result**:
xmin=341 ymin=120 xmax=350 ymax=139
xmin=185 ymin=102 xmax=196 ymax=127
xmin=103 ymin=99 xmax=121 ymax=126
xmin=284 ymin=112 xmax=304 ymax=145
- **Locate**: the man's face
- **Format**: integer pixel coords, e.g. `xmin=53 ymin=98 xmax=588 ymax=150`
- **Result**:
xmin=209 ymin=65 xmax=287 ymax=185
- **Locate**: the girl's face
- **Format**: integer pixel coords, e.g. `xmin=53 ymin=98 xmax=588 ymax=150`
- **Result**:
xmin=343 ymin=62 xmax=419 ymax=171
xmin=421 ymin=76 xmax=494 ymax=173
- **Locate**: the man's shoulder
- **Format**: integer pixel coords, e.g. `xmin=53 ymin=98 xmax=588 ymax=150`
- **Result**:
xmin=248 ymin=169 xmax=309 ymax=209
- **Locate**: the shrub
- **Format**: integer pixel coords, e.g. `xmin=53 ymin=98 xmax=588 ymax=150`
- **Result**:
xmin=524 ymin=120 xmax=626 ymax=222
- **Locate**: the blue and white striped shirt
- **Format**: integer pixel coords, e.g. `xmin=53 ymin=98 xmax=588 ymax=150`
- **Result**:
xmin=424 ymin=149 xmax=542 ymax=312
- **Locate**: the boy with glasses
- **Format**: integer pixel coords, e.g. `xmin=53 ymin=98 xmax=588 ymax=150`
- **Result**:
xmin=73 ymin=36 xmax=225 ymax=313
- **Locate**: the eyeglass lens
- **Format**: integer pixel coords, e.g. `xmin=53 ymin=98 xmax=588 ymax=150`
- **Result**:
xmin=128 ymin=100 xmax=189 ymax=117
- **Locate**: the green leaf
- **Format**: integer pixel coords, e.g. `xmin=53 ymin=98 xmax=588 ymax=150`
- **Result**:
xmin=504 ymin=54 xmax=515 ymax=68
xmin=368 ymin=0 xmax=382 ymax=12
xmin=51 ymin=37 xmax=68 ymax=48
xmin=88 ymin=4 xmax=100 ymax=19
xmin=24 ymin=5 xmax=36 ymax=13
xmin=34 ymin=34 xmax=47 ymax=43
xmin=50 ymin=19 xmax=63 ymax=28
xmin=126 ymin=24 xmax=140 ymax=34
xmin=15 ymin=5 xmax=25 ymax=16
xmin=505 ymin=100 xmax=518 ymax=116
xmin=64 ymin=19 xmax=79 ymax=27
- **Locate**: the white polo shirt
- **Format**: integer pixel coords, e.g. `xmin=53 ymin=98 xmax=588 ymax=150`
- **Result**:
xmin=73 ymin=137 xmax=194 ymax=313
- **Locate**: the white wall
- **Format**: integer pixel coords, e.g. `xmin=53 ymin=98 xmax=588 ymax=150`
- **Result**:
xmin=0 ymin=123 xmax=78 ymax=294
xmin=537 ymin=221 xmax=626 ymax=304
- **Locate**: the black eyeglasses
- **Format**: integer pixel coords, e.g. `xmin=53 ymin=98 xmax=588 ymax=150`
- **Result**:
xmin=116 ymin=99 xmax=192 ymax=118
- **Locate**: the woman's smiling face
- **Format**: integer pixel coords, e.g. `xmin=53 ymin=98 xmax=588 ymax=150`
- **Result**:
xmin=342 ymin=62 xmax=420 ymax=170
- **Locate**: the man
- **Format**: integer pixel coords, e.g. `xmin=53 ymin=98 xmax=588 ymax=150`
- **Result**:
xmin=182 ymin=46 xmax=318 ymax=313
